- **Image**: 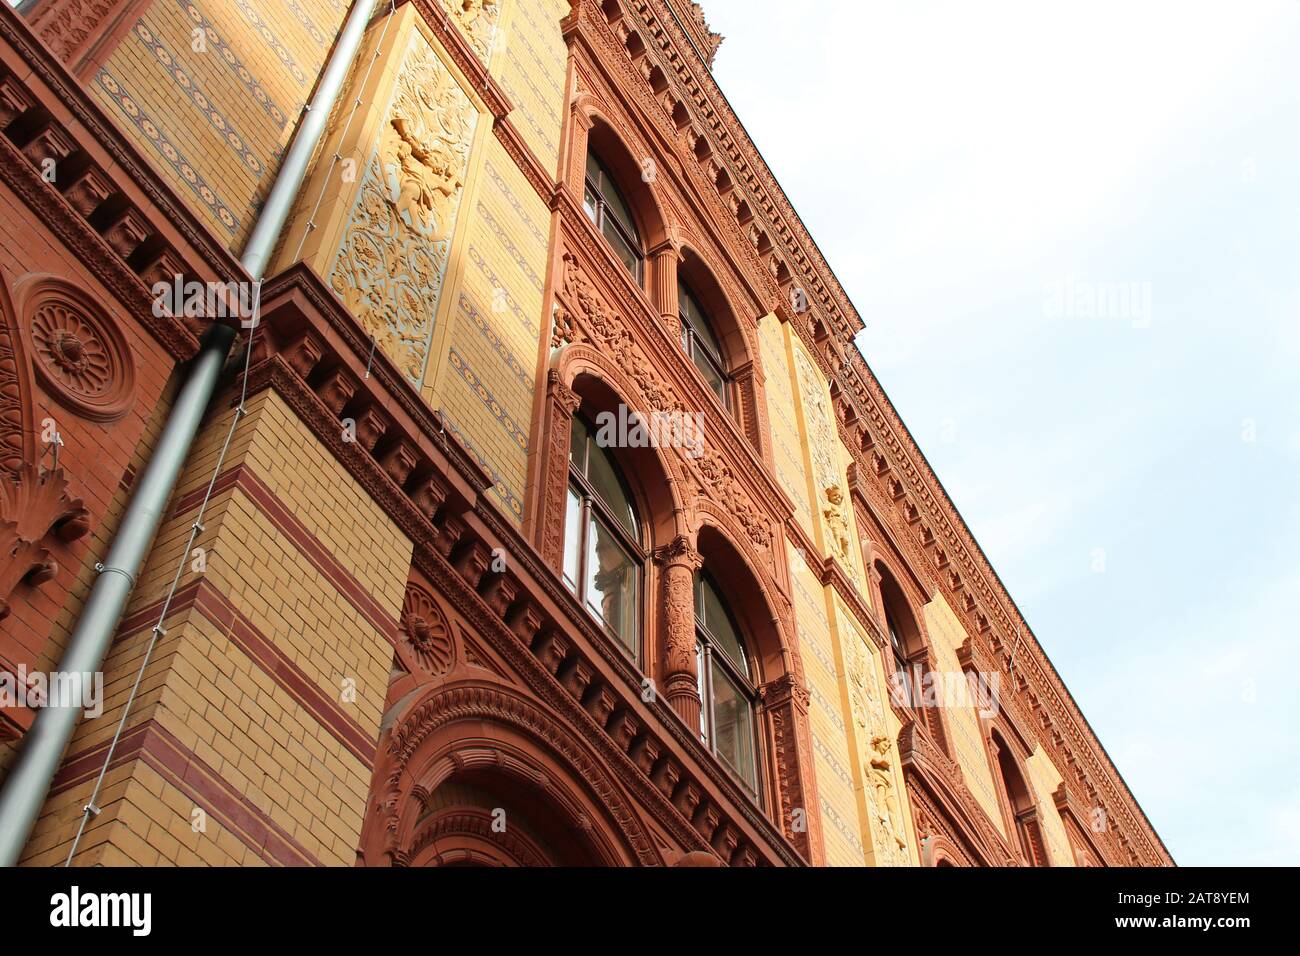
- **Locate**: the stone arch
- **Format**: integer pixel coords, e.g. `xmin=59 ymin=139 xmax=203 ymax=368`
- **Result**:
xmin=989 ymin=725 xmax=1049 ymax=866
xmin=362 ymin=680 xmax=660 ymax=866
xmin=692 ymin=511 xmax=800 ymax=687
xmin=871 ymin=555 xmax=953 ymax=757
xmin=578 ymin=109 xmax=673 ymax=254
xmin=676 ymin=243 xmax=755 ymax=375
xmin=552 ymin=343 xmax=690 ymax=546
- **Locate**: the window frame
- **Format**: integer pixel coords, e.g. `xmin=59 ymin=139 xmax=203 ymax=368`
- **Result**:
xmin=584 ymin=153 xmax=644 ymax=283
xmin=694 ymin=570 xmax=762 ymax=804
xmin=564 ymin=416 xmax=645 ymax=665
xmin=677 ymin=279 xmax=731 ymax=412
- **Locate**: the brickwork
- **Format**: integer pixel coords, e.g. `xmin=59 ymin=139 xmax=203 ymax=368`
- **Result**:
xmin=91 ymin=0 xmax=348 ymax=251
xmin=20 ymin=390 xmax=410 ymax=866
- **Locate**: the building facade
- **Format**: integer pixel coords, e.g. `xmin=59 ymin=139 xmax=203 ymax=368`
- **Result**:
xmin=0 ymin=0 xmax=1169 ymax=866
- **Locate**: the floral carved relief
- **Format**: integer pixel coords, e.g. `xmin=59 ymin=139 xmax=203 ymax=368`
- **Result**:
xmin=555 ymin=252 xmax=774 ymax=555
xmin=20 ymin=279 xmax=134 ymax=423
xmin=329 ymin=32 xmax=476 ymax=385
xmin=841 ymin=620 xmax=910 ymax=865
xmin=444 ymin=0 xmax=502 ymax=63
xmin=400 ymin=582 xmax=455 ymax=677
xmin=794 ymin=345 xmax=855 ymax=573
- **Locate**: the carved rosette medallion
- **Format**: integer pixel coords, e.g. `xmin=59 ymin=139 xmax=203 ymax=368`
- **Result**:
xmin=400 ymin=583 xmax=455 ymax=677
xmin=25 ymin=288 xmax=133 ymax=422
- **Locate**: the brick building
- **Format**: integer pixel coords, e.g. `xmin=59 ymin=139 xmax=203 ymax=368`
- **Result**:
xmin=0 ymin=0 xmax=1169 ymax=866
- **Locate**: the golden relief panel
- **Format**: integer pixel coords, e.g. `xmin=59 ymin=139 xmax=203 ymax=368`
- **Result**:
xmin=793 ymin=345 xmax=857 ymax=577
xmin=444 ymin=0 xmax=503 ymax=63
xmin=839 ymin=610 xmax=911 ymax=866
xmin=329 ymin=31 xmax=478 ymax=383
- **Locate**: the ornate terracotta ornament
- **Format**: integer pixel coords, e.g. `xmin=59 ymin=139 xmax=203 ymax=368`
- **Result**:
xmin=399 ymin=583 xmax=455 ymax=677
xmin=19 ymin=277 xmax=134 ymax=422
xmin=0 ymin=463 xmax=89 ymax=619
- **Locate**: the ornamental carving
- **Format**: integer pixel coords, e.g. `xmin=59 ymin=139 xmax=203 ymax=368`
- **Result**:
xmin=329 ymin=31 xmax=476 ymax=384
xmin=23 ymin=281 xmax=134 ymax=422
xmin=556 ymin=253 xmax=773 ymax=553
xmin=444 ymin=0 xmax=502 ymax=63
xmin=0 ymin=463 xmax=89 ymax=619
xmin=653 ymin=535 xmax=702 ymax=677
xmin=794 ymin=344 xmax=855 ymax=573
xmin=400 ymin=583 xmax=454 ymax=677
xmin=840 ymin=618 xmax=909 ymax=865
xmin=378 ymin=683 xmax=659 ymax=865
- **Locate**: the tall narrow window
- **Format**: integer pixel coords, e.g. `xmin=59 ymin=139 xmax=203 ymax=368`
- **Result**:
xmin=564 ymin=414 xmax=642 ymax=661
xmin=993 ymin=733 xmax=1048 ymax=866
xmin=694 ymin=571 xmax=759 ymax=799
xmin=584 ymin=152 xmax=642 ymax=280
xmin=885 ymin=605 xmax=913 ymax=707
xmin=678 ymin=280 xmax=729 ymax=408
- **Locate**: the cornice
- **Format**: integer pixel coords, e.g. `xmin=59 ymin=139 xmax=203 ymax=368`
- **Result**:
xmin=581 ymin=0 xmax=1170 ymax=865
xmin=246 ymin=267 xmax=805 ymax=867
xmin=0 ymin=5 xmax=245 ymax=345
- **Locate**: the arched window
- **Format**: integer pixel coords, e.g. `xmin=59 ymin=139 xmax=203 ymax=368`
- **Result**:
xmin=678 ymin=279 xmax=729 ymax=408
xmin=584 ymin=151 xmax=642 ymax=280
xmin=991 ymin=731 xmax=1048 ymax=866
xmin=876 ymin=562 xmax=951 ymax=754
xmin=564 ymin=414 xmax=642 ymax=661
xmin=878 ymin=565 xmax=919 ymax=709
xmin=694 ymin=570 xmax=759 ymax=799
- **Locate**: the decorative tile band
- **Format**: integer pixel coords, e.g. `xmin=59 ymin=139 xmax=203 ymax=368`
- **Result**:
xmin=177 ymin=0 xmax=289 ymax=130
xmin=96 ymin=69 xmax=239 ymax=234
xmin=133 ymin=20 xmax=264 ymax=176
xmin=467 ymin=245 xmax=537 ymax=336
xmin=485 ymin=160 xmax=547 ymax=248
xmin=448 ymin=347 xmax=529 ymax=453
xmin=235 ymin=0 xmax=308 ymax=86
xmin=457 ymin=292 xmax=533 ymax=391
xmin=476 ymin=200 xmax=544 ymax=294
xmin=441 ymin=415 xmax=524 ymax=521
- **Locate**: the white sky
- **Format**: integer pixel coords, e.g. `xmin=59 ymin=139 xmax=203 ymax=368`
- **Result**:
xmin=707 ymin=0 xmax=1300 ymax=865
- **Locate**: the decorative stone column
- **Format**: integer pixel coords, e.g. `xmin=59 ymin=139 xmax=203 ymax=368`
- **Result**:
xmin=653 ymin=534 xmax=703 ymax=729
xmin=537 ymin=371 xmax=583 ymax=567
xmin=650 ymin=240 xmax=681 ymax=340
xmin=757 ymin=671 xmax=825 ymax=865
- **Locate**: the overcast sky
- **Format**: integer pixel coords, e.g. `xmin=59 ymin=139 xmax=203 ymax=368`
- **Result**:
xmin=707 ymin=0 xmax=1300 ymax=866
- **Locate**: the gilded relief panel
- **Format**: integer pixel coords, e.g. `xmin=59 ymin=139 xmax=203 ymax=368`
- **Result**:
xmin=793 ymin=342 xmax=861 ymax=584
xmin=836 ymin=600 xmax=913 ymax=866
xmin=328 ymin=29 xmax=478 ymax=384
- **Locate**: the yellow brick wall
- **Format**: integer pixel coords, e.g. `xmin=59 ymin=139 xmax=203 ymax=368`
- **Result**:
xmin=92 ymin=0 xmax=349 ymax=252
xmin=22 ymin=390 xmax=411 ymax=866
xmin=1026 ymin=747 xmax=1075 ymax=866
xmin=490 ymin=0 xmax=569 ymax=172
xmin=422 ymin=133 xmax=544 ymax=524
xmin=789 ymin=552 xmax=865 ymax=866
xmin=758 ymin=316 xmax=813 ymax=532
xmin=921 ymin=591 xmax=1005 ymax=834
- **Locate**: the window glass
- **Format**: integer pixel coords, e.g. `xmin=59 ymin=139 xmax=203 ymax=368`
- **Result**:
xmin=694 ymin=353 xmax=727 ymax=404
xmin=696 ymin=641 xmax=708 ymax=739
xmin=562 ymin=487 xmax=582 ymax=592
xmin=696 ymin=573 xmax=749 ymax=677
xmin=679 ymin=282 xmax=723 ymax=358
xmin=711 ymin=657 xmax=757 ymax=791
xmin=584 ymin=513 xmax=638 ymax=656
xmin=584 ymin=439 xmax=637 ymax=538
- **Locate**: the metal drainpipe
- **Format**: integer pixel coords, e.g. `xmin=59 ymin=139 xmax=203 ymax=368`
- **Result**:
xmin=0 ymin=0 xmax=380 ymax=866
